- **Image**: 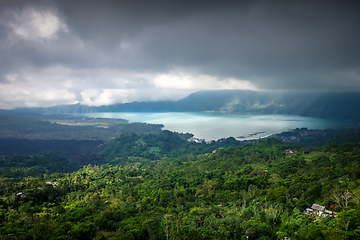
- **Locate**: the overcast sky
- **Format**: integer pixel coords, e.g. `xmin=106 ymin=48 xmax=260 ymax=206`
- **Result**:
xmin=0 ymin=0 xmax=359 ymax=109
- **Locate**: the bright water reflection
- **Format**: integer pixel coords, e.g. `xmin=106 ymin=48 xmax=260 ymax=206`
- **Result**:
xmin=77 ymin=112 xmax=351 ymax=141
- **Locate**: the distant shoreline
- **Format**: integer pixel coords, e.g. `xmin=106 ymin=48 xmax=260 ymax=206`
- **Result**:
xmin=75 ymin=112 xmax=351 ymax=142
xmin=237 ymin=131 xmax=265 ymax=139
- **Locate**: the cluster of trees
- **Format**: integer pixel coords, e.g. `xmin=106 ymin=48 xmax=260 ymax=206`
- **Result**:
xmin=272 ymin=127 xmax=360 ymax=148
xmin=1 ymin=138 xmax=360 ymax=239
xmin=0 ymin=151 xmax=79 ymax=178
xmin=98 ymin=130 xmax=245 ymax=164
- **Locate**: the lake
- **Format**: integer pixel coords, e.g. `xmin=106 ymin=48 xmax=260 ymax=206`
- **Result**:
xmin=76 ymin=112 xmax=351 ymax=141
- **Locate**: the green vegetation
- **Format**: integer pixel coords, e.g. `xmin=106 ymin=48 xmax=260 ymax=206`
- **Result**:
xmin=98 ymin=130 xmax=245 ymax=163
xmin=0 ymin=110 xmax=163 ymax=141
xmin=0 ymin=151 xmax=79 ymax=178
xmin=1 ymin=138 xmax=360 ymax=239
xmin=272 ymin=127 xmax=360 ymax=148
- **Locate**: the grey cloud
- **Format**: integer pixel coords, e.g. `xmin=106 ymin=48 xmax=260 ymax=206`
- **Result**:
xmin=138 ymin=1 xmax=360 ymax=89
xmin=0 ymin=0 xmax=360 ymax=108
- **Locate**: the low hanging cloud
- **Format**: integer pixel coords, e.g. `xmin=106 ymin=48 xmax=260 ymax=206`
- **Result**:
xmin=79 ymin=72 xmax=257 ymax=106
xmin=80 ymin=88 xmax=192 ymax=106
xmin=0 ymin=0 xmax=359 ymax=109
xmin=152 ymin=72 xmax=256 ymax=91
xmin=0 ymin=84 xmax=76 ymax=109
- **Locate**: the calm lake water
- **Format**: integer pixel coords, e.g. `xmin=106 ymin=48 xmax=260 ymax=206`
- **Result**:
xmin=77 ymin=112 xmax=351 ymax=141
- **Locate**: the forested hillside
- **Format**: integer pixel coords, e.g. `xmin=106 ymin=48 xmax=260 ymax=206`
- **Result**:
xmin=1 ymin=139 xmax=360 ymax=239
xmin=0 ymin=110 xmax=164 ymax=165
xmin=98 ymin=130 xmax=245 ymax=164
xmin=0 ymin=110 xmax=163 ymax=141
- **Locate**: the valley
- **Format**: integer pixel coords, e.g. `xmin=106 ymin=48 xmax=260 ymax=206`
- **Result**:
xmin=1 ymin=108 xmax=360 ymax=239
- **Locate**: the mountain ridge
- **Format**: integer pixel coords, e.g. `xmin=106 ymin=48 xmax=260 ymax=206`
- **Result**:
xmin=15 ymin=90 xmax=360 ymax=121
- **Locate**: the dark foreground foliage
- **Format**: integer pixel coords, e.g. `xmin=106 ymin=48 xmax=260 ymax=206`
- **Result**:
xmin=0 ymin=151 xmax=79 ymax=179
xmin=1 ymin=139 xmax=360 ymax=239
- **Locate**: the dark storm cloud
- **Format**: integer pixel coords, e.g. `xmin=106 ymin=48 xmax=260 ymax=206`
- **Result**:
xmin=58 ymin=0 xmax=360 ymax=88
xmin=0 ymin=0 xmax=360 ymax=108
xmin=137 ymin=0 xmax=360 ymax=89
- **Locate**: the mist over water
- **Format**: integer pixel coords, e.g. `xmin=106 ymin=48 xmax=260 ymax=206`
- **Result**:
xmin=77 ymin=112 xmax=352 ymax=141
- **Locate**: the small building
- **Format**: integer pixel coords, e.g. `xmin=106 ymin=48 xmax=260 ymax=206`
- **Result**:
xmin=45 ymin=181 xmax=57 ymax=187
xmin=325 ymin=209 xmax=337 ymax=217
xmin=325 ymin=210 xmax=332 ymax=215
xmin=283 ymin=149 xmax=297 ymax=154
xmin=305 ymin=204 xmax=337 ymax=218
xmin=304 ymin=208 xmax=313 ymax=215
xmin=311 ymin=204 xmax=325 ymax=213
